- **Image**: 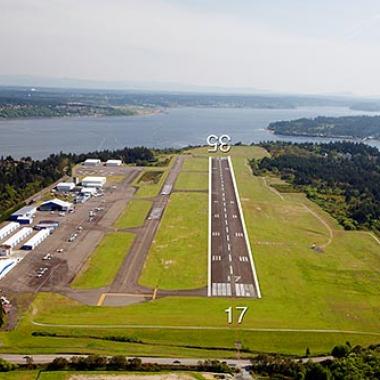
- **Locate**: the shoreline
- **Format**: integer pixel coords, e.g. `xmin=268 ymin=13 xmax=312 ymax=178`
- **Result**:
xmin=268 ymin=129 xmax=380 ymax=143
xmin=0 ymin=107 xmax=162 ymax=122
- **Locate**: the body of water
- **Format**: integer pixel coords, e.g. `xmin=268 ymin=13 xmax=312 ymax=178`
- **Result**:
xmin=0 ymin=106 xmax=379 ymax=159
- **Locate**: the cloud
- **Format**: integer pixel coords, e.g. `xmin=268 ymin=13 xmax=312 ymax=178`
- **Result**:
xmin=1 ymin=0 xmax=380 ymax=95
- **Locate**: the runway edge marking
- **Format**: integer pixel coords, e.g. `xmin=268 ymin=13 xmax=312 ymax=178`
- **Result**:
xmin=227 ymin=156 xmax=262 ymax=299
xmin=207 ymin=156 xmax=212 ymax=297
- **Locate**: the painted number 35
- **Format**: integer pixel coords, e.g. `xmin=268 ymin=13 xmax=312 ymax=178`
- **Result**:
xmin=207 ymin=134 xmax=231 ymax=153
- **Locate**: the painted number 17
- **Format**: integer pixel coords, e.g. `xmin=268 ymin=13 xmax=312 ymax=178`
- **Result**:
xmin=225 ymin=306 xmax=248 ymax=324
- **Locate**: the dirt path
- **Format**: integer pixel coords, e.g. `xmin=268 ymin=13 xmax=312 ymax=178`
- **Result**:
xmin=261 ymin=177 xmax=284 ymax=200
xmin=359 ymin=231 xmax=380 ymax=245
xmin=301 ymin=204 xmax=334 ymax=248
xmin=261 ymin=175 xmax=333 ymax=248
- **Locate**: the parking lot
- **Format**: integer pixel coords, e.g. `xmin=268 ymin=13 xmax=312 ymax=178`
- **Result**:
xmin=0 ymin=165 xmax=142 ymax=294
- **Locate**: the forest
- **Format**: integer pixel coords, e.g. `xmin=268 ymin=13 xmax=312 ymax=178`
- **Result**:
xmin=250 ymin=141 xmax=380 ymax=232
xmin=268 ymin=115 xmax=380 ymax=139
xmin=0 ymin=103 xmax=136 ymax=119
xmin=0 ymin=146 xmax=155 ymax=220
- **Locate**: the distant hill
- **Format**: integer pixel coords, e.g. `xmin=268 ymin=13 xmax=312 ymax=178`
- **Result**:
xmin=268 ymin=115 xmax=380 ymax=140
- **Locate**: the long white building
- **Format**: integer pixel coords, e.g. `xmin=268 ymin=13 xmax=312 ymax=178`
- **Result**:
xmin=82 ymin=176 xmax=106 ymax=188
xmin=23 ymin=229 xmax=50 ymax=250
xmin=56 ymin=182 xmax=75 ymax=192
xmin=106 ymin=159 xmax=122 ymax=166
xmin=84 ymin=158 xmax=101 ymax=166
xmin=3 ymin=227 xmax=33 ymax=248
xmin=0 ymin=222 xmax=20 ymax=241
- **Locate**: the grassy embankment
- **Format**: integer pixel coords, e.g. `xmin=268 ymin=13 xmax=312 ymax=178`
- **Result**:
xmin=134 ymin=157 xmax=175 ymax=198
xmin=1 ymin=147 xmax=379 ymax=357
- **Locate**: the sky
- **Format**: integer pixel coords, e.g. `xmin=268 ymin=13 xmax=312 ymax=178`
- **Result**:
xmin=1 ymin=0 xmax=380 ymax=95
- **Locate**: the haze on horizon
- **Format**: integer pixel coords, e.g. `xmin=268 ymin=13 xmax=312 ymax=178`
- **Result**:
xmin=1 ymin=0 xmax=380 ymax=96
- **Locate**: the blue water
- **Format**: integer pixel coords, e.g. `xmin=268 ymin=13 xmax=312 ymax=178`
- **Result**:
xmin=0 ymin=106 xmax=379 ymax=159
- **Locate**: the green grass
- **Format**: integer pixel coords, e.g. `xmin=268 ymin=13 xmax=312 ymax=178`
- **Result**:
xmin=2 ymin=293 xmax=379 ymax=358
xmin=71 ymin=232 xmax=135 ymax=289
xmin=182 ymin=156 xmax=209 ymax=171
xmin=0 ymin=372 xmax=37 ymax=380
xmin=1 ymin=146 xmax=380 ymax=357
xmin=114 ymin=200 xmax=152 ymax=229
xmin=139 ymin=193 xmax=208 ymax=290
xmin=175 ymin=171 xmax=208 ymax=191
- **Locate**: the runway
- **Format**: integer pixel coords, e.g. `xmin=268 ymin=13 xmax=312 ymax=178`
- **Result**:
xmin=208 ymin=156 xmax=261 ymax=298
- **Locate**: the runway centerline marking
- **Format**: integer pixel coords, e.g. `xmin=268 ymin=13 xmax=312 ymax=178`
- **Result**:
xmin=209 ymin=156 xmax=261 ymax=298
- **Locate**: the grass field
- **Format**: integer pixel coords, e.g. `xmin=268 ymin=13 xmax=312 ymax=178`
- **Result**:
xmin=0 ymin=372 xmax=38 ymax=380
xmin=175 ymin=171 xmax=208 ymax=191
xmin=114 ymin=200 xmax=152 ymax=229
xmin=71 ymin=232 xmax=135 ymax=289
xmin=182 ymin=156 xmax=209 ymax=171
xmin=139 ymin=192 xmax=208 ymax=290
xmin=1 ymin=146 xmax=380 ymax=357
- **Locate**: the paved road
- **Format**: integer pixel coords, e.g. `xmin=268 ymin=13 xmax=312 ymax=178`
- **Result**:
xmin=209 ymin=157 xmax=260 ymax=298
xmin=110 ymin=156 xmax=187 ymax=295
xmin=0 ymin=353 xmax=332 ymax=366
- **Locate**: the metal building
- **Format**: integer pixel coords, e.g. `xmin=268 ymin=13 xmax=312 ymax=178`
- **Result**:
xmin=34 ymin=220 xmax=60 ymax=231
xmin=22 ymin=229 xmax=50 ymax=250
xmin=10 ymin=205 xmax=37 ymax=221
xmin=56 ymin=182 xmax=75 ymax=192
xmin=106 ymin=159 xmax=122 ymax=166
xmin=38 ymin=199 xmax=74 ymax=212
xmin=3 ymin=227 xmax=33 ymax=248
xmin=83 ymin=159 xmax=101 ymax=166
xmin=0 ymin=222 xmax=20 ymax=241
xmin=81 ymin=176 xmax=106 ymax=188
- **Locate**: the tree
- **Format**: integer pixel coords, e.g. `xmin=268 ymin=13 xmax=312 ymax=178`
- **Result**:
xmin=0 ymin=358 xmax=17 ymax=372
xmin=304 ymin=363 xmax=331 ymax=380
xmin=107 ymin=355 xmax=127 ymax=370
xmin=331 ymin=345 xmax=350 ymax=358
xmin=47 ymin=357 xmax=68 ymax=370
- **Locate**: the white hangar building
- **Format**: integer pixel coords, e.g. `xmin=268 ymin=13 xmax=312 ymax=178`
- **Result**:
xmin=56 ymin=182 xmax=75 ymax=192
xmin=83 ymin=158 xmax=101 ymax=166
xmin=106 ymin=159 xmax=122 ymax=166
xmin=0 ymin=222 xmax=20 ymax=241
xmin=81 ymin=176 xmax=106 ymax=188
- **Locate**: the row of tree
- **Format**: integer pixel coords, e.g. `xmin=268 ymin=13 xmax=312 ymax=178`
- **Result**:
xmin=250 ymin=343 xmax=380 ymax=379
xmin=251 ymin=141 xmax=380 ymax=232
xmin=36 ymin=356 xmax=231 ymax=373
